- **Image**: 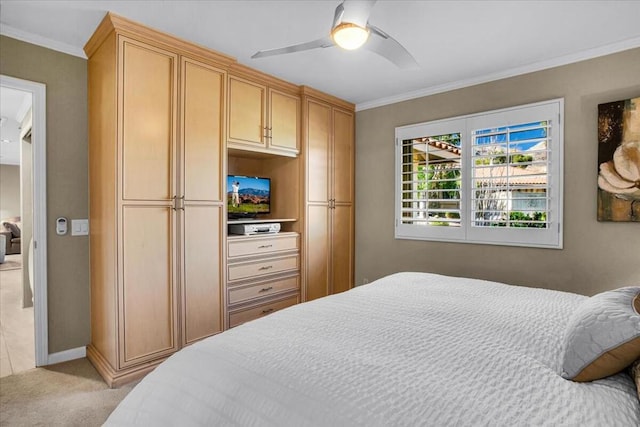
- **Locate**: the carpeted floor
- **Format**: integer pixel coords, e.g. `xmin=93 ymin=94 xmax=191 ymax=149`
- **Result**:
xmin=0 ymin=358 xmax=136 ymax=426
xmin=0 ymin=254 xmax=21 ymax=271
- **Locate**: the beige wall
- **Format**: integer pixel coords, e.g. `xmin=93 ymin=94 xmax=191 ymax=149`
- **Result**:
xmin=1 ymin=35 xmax=89 ymax=353
xmin=355 ymin=48 xmax=640 ymax=296
xmin=0 ymin=164 xmax=21 ymax=219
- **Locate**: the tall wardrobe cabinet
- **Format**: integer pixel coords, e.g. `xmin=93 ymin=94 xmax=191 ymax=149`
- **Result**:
xmin=301 ymin=87 xmax=355 ymax=301
xmin=85 ymin=13 xmax=233 ymax=387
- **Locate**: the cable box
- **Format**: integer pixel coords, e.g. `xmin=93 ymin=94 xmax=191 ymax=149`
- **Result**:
xmin=228 ymin=223 xmax=281 ymax=235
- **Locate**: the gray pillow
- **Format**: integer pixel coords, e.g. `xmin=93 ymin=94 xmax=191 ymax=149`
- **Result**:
xmin=2 ymin=221 xmax=20 ymax=238
xmin=561 ymin=286 xmax=640 ymax=382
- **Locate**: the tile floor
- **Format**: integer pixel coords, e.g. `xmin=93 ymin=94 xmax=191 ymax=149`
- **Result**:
xmin=0 ymin=254 xmax=35 ymax=378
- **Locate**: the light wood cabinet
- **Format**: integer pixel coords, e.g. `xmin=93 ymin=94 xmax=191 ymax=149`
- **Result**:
xmin=182 ymin=205 xmax=223 ymax=345
xmin=227 ymin=66 xmax=300 ymax=157
xmin=226 ymin=233 xmax=300 ymax=327
xmin=180 ymin=58 xmax=226 ymax=346
xmin=228 ymin=294 xmax=299 ymax=328
xmin=85 ymin=13 xmax=231 ymax=387
xmin=85 ymin=12 xmax=355 ymax=387
xmin=302 ymin=88 xmax=355 ymax=301
xmin=268 ymin=88 xmax=300 ymax=152
xmin=228 ymin=75 xmax=267 ymax=149
xmin=118 ymin=38 xmax=179 ymax=367
xmin=120 ymin=206 xmax=178 ymax=365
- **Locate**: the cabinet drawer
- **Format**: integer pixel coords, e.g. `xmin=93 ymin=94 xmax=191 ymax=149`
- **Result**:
xmin=228 ymin=234 xmax=299 ymax=258
xmin=229 ymin=275 xmax=299 ymax=305
xmin=229 ymin=295 xmax=298 ymax=328
xmin=228 ymin=254 xmax=299 ymax=282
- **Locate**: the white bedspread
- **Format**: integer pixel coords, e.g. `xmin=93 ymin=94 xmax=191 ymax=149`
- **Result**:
xmin=106 ymin=273 xmax=640 ymax=426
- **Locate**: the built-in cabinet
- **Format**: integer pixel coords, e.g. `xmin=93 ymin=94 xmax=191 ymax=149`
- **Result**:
xmin=227 ymin=66 xmax=300 ymax=157
xmin=226 ymin=232 xmax=300 ymax=327
xmin=302 ymin=87 xmax=355 ymax=301
xmin=85 ymin=14 xmax=231 ymax=387
xmin=85 ymin=13 xmax=354 ymax=388
xmin=225 ymin=149 xmax=303 ymax=325
xmin=179 ymin=58 xmax=226 ymax=345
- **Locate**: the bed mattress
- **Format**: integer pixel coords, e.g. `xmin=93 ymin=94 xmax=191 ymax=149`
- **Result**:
xmin=106 ymin=272 xmax=640 ymax=426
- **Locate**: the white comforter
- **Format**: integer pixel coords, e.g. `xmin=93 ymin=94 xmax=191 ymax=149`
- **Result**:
xmin=106 ymin=273 xmax=640 ymax=426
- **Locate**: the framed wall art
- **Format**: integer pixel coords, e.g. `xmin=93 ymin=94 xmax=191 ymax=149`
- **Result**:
xmin=597 ymin=96 xmax=640 ymax=222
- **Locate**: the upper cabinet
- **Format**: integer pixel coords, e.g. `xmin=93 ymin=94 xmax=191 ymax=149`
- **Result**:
xmin=227 ymin=65 xmax=300 ymax=157
xmin=268 ymin=88 xmax=299 ymax=153
xmin=227 ymin=75 xmax=266 ymax=149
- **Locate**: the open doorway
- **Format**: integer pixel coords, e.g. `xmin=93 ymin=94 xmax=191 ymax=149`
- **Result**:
xmin=0 ymin=75 xmax=48 ymax=374
xmin=0 ymin=85 xmax=33 ymax=376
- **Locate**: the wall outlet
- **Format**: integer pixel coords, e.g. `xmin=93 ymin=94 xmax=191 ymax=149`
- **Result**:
xmin=363 ymin=278 xmax=369 ymax=285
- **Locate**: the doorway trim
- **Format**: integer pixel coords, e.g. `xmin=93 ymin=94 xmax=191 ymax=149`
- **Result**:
xmin=1 ymin=74 xmax=48 ymax=366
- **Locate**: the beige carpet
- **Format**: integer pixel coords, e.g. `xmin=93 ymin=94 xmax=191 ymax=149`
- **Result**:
xmin=0 ymin=265 xmax=34 ymax=378
xmin=0 ymin=358 xmax=136 ymax=426
xmin=0 ymin=254 xmax=21 ymax=271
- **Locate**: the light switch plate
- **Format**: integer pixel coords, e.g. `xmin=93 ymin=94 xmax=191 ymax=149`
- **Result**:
xmin=71 ymin=219 xmax=89 ymax=236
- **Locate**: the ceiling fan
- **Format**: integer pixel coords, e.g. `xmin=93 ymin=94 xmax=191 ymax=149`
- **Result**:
xmin=251 ymin=0 xmax=419 ymax=69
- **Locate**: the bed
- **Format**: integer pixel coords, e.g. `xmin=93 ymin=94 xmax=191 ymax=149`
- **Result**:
xmin=105 ymin=272 xmax=640 ymax=426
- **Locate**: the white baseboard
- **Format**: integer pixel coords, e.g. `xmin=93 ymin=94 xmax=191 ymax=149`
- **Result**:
xmin=46 ymin=346 xmax=87 ymax=365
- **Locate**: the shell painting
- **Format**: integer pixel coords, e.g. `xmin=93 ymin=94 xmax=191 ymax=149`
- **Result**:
xmin=597 ymin=97 xmax=640 ymax=222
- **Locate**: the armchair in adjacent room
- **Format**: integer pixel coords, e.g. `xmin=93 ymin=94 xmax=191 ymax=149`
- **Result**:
xmin=1 ymin=217 xmax=22 ymax=255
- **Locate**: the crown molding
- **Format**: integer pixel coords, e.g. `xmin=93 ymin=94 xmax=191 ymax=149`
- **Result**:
xmin=0 ymin=24 xmax=87 ymax=59
xmin=356 ymin=36 xmax=640 ymax=112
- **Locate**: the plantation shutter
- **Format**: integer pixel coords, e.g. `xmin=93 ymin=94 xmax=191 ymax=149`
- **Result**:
xmin=395 ymin=118 xmax=466 ymax=241
xmin=470 ymin=121 xmax=551 ymax=228
xmin=395 ymin=99 xmax=563 ymax=248
xmin=465 ymin=101 xmax=562 ymax=247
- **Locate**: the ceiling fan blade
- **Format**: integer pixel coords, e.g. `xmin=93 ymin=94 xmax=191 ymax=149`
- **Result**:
xmin=339 ymin=0 xmax=377 ymax=28
xmin=252 ymin=37 xmax=334 ymax=59
xmin=366 ymin=25 xmax=419 ymax=69
xmin=332 ymin=2 xmax=345 ymax=28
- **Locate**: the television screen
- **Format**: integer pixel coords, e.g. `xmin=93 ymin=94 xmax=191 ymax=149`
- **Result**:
xmin=227 ymin=175 xmax=271 ymax=218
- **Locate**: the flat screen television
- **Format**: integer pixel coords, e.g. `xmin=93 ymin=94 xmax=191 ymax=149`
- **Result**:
xmin=227 ymin=175 xmax=271 ymax=219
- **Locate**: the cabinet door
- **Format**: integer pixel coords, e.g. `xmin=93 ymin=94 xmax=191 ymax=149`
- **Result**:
xmin=306 ymin=204 xmax=330 ymax=301
xmin=269 ymin=88 xmax=300 ymax=153
xmin=332 ymin=108 xmax=354 ymax=204
xmin=331 ymin=204 xmax=354 ymax=294
xmin=306 ymin=99 xmax=331 ymax=203
xmin=182 ymin=205 xmax=223 ymax=345
xmin=181 ymin=58 xmax=225 ymax=202
xmin=120 ymin=37 xmax=178 ymax=201
xmin=228 ymin=75 xmax=266 ymax=147
xmin=120 ymin=205 xmax=178 ymax=366
xmin=181 ymin=57 xmax=225 ymax=345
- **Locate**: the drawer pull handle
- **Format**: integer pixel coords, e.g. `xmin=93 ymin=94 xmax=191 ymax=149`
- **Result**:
xmin=259 ymin=286 xmax=274 ymax=293
xmin=262 ymin=308 xmax=274 ymax=314
xmin=259 ymin=265 xmax=273 ymax=271
xmin=258 ymin=244 xmax=273 ymax=249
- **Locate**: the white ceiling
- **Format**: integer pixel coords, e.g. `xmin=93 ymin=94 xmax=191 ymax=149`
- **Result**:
xmin=1 ymin=1 xmax=640 ymax=110
xmin=0 ymin=87 xmax=31 ymax=165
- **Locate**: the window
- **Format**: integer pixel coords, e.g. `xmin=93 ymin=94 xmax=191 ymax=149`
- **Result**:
xmin=395 ymin=99 xmax=563 ymax=248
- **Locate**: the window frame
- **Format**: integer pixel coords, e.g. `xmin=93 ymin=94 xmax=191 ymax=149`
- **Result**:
xmin=395 ymin=98 xmax=564 ymax=249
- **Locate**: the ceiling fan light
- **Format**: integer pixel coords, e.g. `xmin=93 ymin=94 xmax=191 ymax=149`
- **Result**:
xmin=331 ymin=23 xmax=369 ymax=50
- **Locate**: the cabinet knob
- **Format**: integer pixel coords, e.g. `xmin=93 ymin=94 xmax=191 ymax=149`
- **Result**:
xmin=258 ymin=265 xmax=273 ymax=271
xmin=258 ymin=286 xmax=274 ymax=293
xmin=261 ymin=308 xmax=274 ymax=314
